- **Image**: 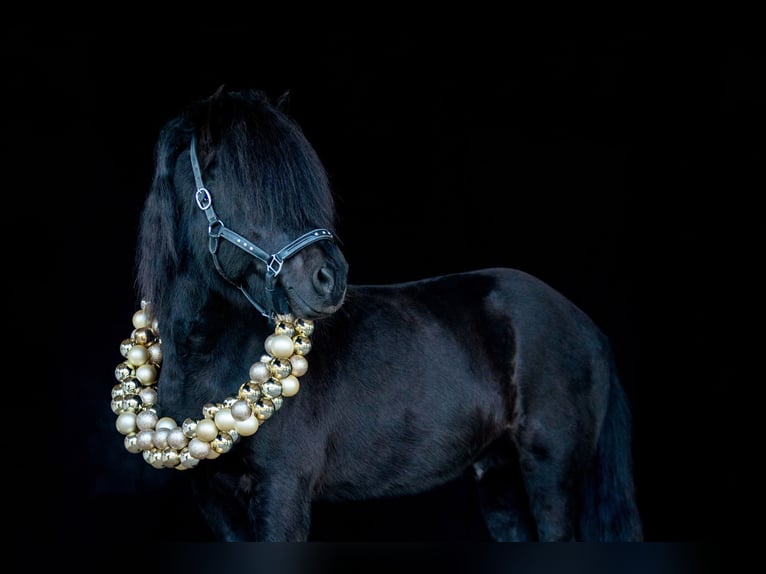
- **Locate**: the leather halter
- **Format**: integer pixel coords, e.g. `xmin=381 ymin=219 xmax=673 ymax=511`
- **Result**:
xmin=190 ymin=135 xmax=335 ymax=320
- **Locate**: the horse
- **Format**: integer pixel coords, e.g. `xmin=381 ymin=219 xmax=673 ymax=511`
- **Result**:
xmin=111 ymin=85 xmax=643 ymax=542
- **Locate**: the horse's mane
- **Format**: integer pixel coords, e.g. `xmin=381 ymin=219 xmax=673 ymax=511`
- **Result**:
xmin=134 ymin=87 xmax=338 ymax=314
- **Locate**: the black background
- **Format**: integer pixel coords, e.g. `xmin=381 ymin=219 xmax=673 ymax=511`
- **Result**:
xmin=24 ymin=20 xmax=758 ymax=562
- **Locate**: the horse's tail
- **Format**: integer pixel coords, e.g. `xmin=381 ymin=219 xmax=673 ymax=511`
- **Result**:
xmin=579 ymin=372 xmax=644 ymax=541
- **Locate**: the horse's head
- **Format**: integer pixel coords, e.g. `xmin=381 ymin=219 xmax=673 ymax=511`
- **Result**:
xmin=136 ymin=87 xmax=348 ymax=323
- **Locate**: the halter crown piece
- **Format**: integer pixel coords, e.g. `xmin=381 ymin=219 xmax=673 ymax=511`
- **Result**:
xmin=110 ymin=135 xmax=330 ymax=470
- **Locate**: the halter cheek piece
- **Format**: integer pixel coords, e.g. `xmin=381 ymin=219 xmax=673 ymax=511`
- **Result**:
xmin=189 ymin=135 xmax=335 ymax=320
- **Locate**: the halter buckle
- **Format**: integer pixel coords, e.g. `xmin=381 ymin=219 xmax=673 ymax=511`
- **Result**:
xmin=195 ymin=188 xmax=212 ymax=210
xmin=266 ymin=254 xmax=284 ymax=277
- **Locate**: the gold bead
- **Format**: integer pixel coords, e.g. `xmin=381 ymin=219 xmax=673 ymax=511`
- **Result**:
xmin=211 ymin=432 xmax=234 ymax=454
xmin=133 ymin=327 xmax=156 ymax=346
xmin=179 ymin=449 xmax=200 ymax=468
xmin=253 ymin=398 xmax=275 ymax=421
xmin=121 ymin=379 xmax=140 ymax=395
xmin=292 ymin=335 xmax=312 ymax=355
xmin=136 ymin=363 xmax=158 ymax=386
xmin=161 ymin=449 xmax=181 ymax=467
xmin=124 ymin=433 xmax=141 ymax=453
xmin=238 ymin=381 xmax=262 ymax=403
xmin=201 ymin=403 xmax=219 ymax=419
xmin=127 ymin=345 xmax=149 ymax=367
xmin=295 ymin=318 xmax=315 ymax=336
xmin=268 ymin=357 xmax=292 ymax=379
xmin=274 ymin=320 xmax=296 ymax=337
xmin=271 ymin=396 xmax=284 ymax=411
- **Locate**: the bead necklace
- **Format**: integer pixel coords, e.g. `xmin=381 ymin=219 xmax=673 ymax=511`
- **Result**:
xmin=111 ymin=300 xmax=314 ymax=470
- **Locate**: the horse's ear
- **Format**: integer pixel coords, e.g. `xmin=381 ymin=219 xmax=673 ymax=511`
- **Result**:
xmin=212 ymin=84 xmax=227 ymax=99
xmin=276 ymin=90 xmax=291 ymax=112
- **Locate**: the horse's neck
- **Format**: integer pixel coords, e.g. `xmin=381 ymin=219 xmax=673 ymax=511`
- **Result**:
xmin=157 ymin=294 xmax=272 ymax=420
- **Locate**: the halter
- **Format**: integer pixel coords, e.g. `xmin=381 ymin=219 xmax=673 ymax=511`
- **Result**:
xmin=190 ymin=135 xmax=335 ymax=320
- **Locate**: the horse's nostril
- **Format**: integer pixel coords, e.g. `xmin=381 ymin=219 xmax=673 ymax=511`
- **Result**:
xmin=313 ymin=266 xmax=336 ymax=296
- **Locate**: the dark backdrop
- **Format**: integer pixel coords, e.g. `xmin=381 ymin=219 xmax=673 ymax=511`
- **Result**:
xmin=30 ymin=25 xmax=758 ymax=551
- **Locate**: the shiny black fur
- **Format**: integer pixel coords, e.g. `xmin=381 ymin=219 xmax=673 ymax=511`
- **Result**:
xmin=133 ymin=87 xmax=643 ymax=541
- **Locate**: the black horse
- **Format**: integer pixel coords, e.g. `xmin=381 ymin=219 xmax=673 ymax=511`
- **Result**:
xmin=111 ymin=86 xmax=643 ymax=541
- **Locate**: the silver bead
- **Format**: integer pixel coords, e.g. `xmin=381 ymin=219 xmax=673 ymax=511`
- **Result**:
xmin=182 ymin=418 xmax=198 ymax=438
xmin=153 ymin=428 xmax=170 ymax=449
xmin=271 ymin=396 xmax=284 ymax=411
xmin=114 ymin=361 xmax=134 ymax=382
xmin=179 ymin=449 xmax=200 ymax=468
xmin=120 ymin=379 xmax=139 ymax=395
xmin=249 ymin=361 xmax=270 ymax=383
xmin=120 ymin=339 xmax=134 ymax=358
xmin=161 ymin=449 xmax=181 ymax=467
xmin=230 ymin=399 xmax=252 ymax=421
xmin=136 ymin=430 xmax=155 ymax=450
xmin=136 ymin=409 xmax=158 ymax=430
xmin=167 ymin=427 xmax=188 ymax=449
xmin=139 ymin=387 xmax=158 ymax=407
xmin=124 ymin=433 xmax=141 ymax=453
xmin=111 ymin=385 xmax=125 ymax=399
xmin=261 ymin=379 xmax=283 ymax=399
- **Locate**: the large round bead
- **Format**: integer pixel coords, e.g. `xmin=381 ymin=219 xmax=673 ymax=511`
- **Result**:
xmin=214 ymin=408 xmax=236 ymax=431
xmin=289 ymin=355 xmax=308 ymax=377
xmin=139 ymin=387 xmax=158 ymax=407
xmin=115 ymin=412 xmax=137 ymax=435
xmin=195 ymin=419 xmax=218 ymax=442
xmin=167 ymin=427 xmax=188 ymax=450
xmin=269 ymin=335 xmax=295 ymax=359
xmin=249 ymin=361 xmax=270 ymax=383
xmin=153 ymin=428 xmax=170 ymax=449
xmin=147 ymin=343 xmax=163 ymax=365
xmin=230 ymin=399 xmax=252 ymax=421
xmin=132 ymin=308 xmax=151 ymax=329
xmin=136 ymin=430 xmax=155 ymax=451
xmin=188 ymin=437 xmax=211 ymax=459
xmin=136 ymin=363 xmax=158 ymax=386
xmin=234 ymin=414 xmax=259 ymax=436
xmin=136 ymin=409 xmax=158 ymax=431
xmin=281 ymin=375 xmax=300 ymax=397
xmin=156 ymin=417 xmax=178 ymax=430
xmin=127 ymin=345 xmax=149 ymax=367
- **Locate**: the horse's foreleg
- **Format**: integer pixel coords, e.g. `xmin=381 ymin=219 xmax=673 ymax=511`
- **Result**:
xmin=248 ymin=475 xmax=313 ymax=542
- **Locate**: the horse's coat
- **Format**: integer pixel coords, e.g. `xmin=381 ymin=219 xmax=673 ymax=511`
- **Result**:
xmin=133 ymin=86 xmax=643 ymax=541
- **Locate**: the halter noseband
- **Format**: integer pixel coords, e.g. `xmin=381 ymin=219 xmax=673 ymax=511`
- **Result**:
xmin=189 ymin=134 xmax=335 ymax=320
